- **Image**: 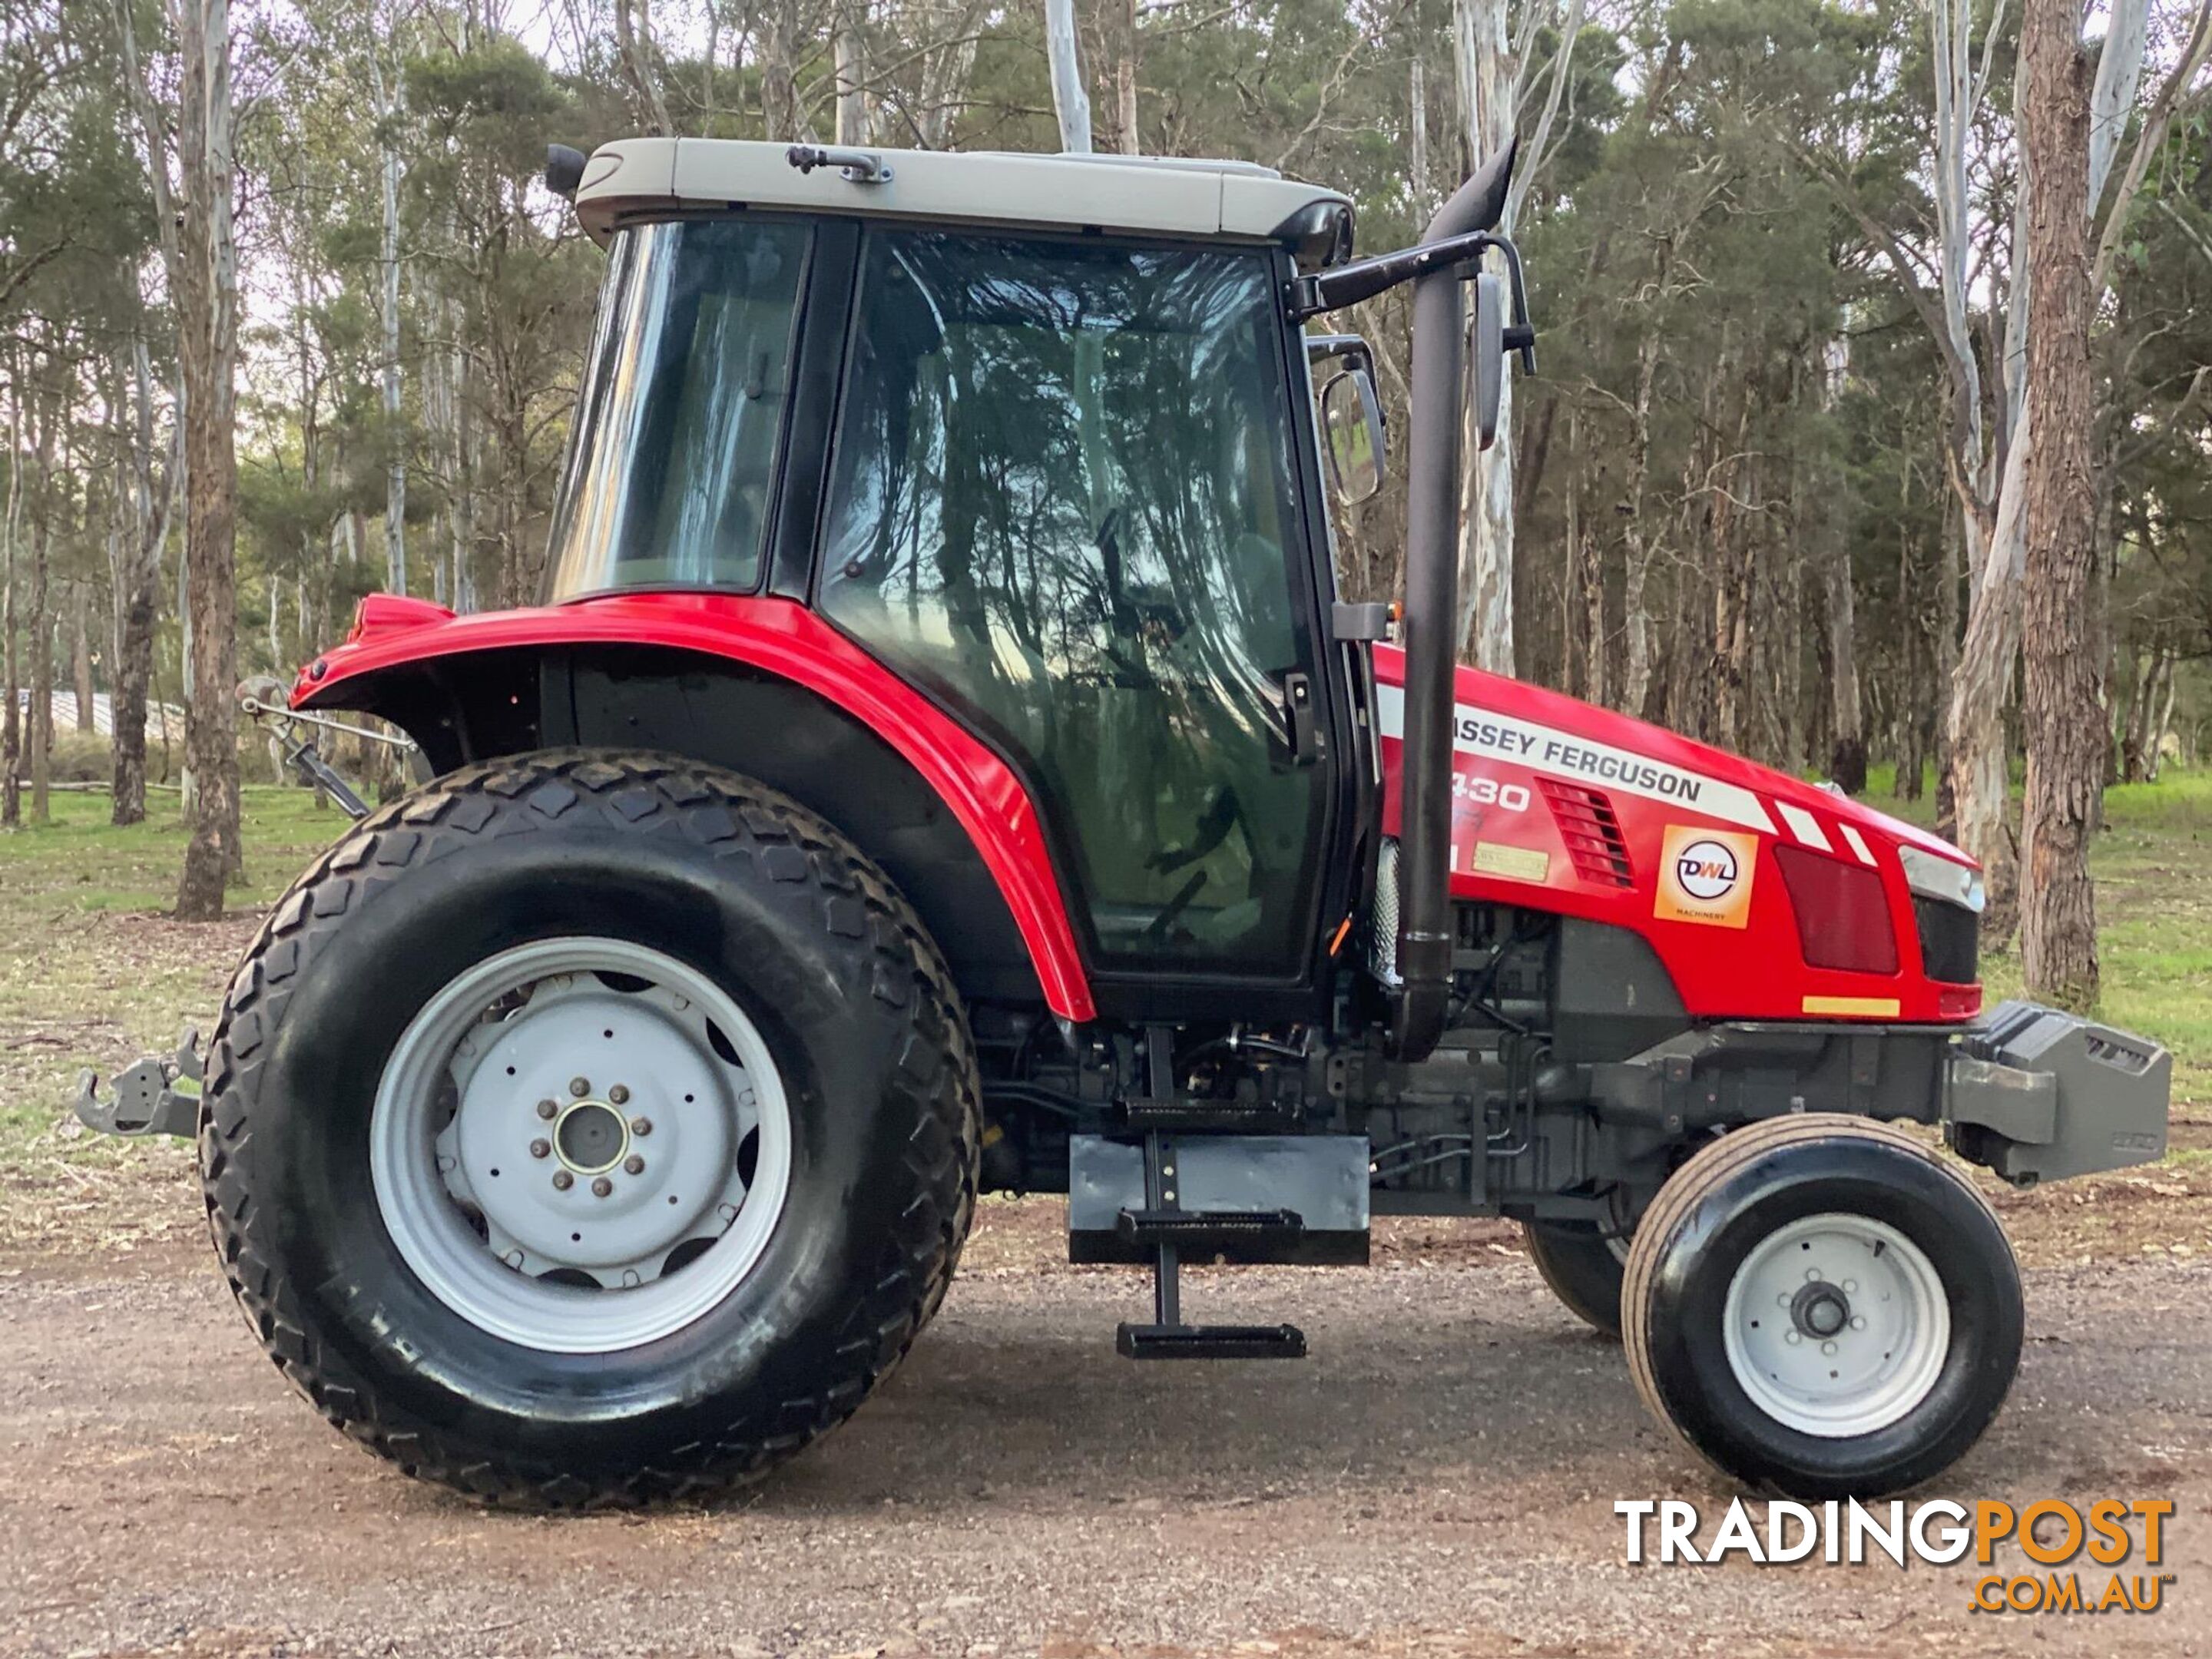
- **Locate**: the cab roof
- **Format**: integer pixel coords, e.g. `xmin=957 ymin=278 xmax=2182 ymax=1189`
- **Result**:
xmin=572 ymin=137 xmax=1353 ymax=252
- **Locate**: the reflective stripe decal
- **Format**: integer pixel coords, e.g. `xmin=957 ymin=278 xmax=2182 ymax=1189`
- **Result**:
xmin=1373 ymin=684 xmax=1777 ymax=835
xmin=1838 ymin=823 xmax=1876 ymax=866
xmin=1803 ymin=995 xmax=1903 ymax=1018
xmin=1777 ymin=802 xmax=1832 ymax=852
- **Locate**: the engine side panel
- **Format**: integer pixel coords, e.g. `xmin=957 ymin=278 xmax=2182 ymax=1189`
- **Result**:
xmin=1370 ymin=645 xmax=1976 ymax=1025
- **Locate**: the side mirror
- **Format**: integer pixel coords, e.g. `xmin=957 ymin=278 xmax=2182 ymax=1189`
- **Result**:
xmin=545 ymin=144 xmax=588 ymax=200
xmin=1473 ymin=270 xmax=1505 ymax=452
xmin=1319 ymin=366 xmax=1386 ymax=506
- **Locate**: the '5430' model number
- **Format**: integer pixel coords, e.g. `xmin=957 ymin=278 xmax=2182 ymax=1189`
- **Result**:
xmin=1452 ymin=773 xmax=1532 ymax=812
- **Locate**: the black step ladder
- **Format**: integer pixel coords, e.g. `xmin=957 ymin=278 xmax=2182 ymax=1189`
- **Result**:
xmin=1115 ymin=1031 xmax=1306 ymax=1360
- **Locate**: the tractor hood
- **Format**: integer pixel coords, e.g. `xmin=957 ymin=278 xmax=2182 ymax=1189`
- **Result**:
xmin=1369 ymin=644 xmax=1983 ymax=1025
xmin=1369 ymin=645 xmax=1972 ymax=866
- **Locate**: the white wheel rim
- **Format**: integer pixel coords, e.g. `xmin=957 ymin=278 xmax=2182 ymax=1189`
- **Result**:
xmin=1721 ymin=1212 xmax=1949 ymax=1439
xmin=370 ymin=938 xmax=793 ymax=1354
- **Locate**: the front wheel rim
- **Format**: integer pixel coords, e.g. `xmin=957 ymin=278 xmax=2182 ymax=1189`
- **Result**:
xmin=370 ymin=937 xmax=793 ymax=1355
xmin=1720 ymin=1212 xmax=1950 ymax=1439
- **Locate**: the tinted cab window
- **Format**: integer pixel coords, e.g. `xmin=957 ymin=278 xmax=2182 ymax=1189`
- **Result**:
xmin=544 ymin=219 xmax=808 ymax=600
xmin=820 ymin=229 xmax=1323 ymax=975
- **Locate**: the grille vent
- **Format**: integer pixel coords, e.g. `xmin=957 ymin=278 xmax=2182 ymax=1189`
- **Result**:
xmin=1539 ymin=779 xmax=1634 ymax=889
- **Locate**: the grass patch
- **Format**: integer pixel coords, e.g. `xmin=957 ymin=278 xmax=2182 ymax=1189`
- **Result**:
xmin=0 ymin=788 xmax=350 ymax=1250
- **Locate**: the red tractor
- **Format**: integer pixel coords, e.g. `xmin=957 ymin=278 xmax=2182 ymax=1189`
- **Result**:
xmin=88 ymin=137 xmax=2170 ymax=1505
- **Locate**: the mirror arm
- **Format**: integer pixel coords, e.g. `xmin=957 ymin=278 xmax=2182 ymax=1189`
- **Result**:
xmin=1290 ymin=230 xmax=1536 ymax=376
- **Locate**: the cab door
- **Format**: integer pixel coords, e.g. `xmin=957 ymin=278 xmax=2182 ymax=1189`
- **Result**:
xmin=814 ymin=225 xmax=1336 ymax=1004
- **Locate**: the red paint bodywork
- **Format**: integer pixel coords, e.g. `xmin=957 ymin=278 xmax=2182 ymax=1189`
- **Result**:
xmin=296 ymin=593 xmax=1983 ymax=1030
xmin=1370 ymin=645 xmax=1981 ymax=1024
xmin=295 ymin=592 xmax=1097 ymax=1022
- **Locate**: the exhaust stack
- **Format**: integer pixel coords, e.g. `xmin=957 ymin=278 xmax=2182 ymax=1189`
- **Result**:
xmin=1392 ymin=142 xmax=1517 ymax=1063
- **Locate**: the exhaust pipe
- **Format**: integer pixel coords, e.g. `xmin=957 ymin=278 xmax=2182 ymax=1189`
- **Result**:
xmin=1392 ymin=143 xmax=1517 ymax=1063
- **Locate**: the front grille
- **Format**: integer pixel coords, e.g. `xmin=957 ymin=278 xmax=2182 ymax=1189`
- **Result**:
xmin=1539 ymin=779 xmax=1634 ymax=888
xmin=1913 ymin=896 xmax=1979 ymax=984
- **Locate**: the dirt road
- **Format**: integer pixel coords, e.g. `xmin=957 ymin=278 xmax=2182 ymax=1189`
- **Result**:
xmin=5 ymin=1208 xmax=2209 ymax=1659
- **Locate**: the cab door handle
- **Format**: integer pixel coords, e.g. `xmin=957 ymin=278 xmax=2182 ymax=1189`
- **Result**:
xmin=1281 ymin=671 xmax=1320 ymax=767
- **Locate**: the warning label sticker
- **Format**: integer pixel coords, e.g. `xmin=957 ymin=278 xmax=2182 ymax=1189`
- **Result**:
xmin=1469 ymin=841 xmax=1551 ymax=883
xmin=1655 ymin=825 xmax=1759 ymax=929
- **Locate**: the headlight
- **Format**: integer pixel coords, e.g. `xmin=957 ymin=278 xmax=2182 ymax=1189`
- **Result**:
xmin=1898 ymin=843 xmax=1985 ymax=913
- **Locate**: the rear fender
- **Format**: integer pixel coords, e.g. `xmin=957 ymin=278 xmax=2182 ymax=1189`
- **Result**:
xmin=294 ymin=594 xmax=1094 ymax=1022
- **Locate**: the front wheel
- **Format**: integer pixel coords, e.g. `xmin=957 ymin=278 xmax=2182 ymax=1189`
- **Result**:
xmin=1621 ymin=1114 xmax=2022 ymax=1498
xmin=200 ymin=751 xmax=979 ymax=1507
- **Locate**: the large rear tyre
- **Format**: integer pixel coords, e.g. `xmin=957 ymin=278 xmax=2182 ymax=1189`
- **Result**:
xmin=1621 ymin=1114 xmax=2021 ymax=1498
xmin=1523 ymin=1220 xmax=1627 ymax=1337
xmin=200 ymin=751 xmax=979 ymax=1507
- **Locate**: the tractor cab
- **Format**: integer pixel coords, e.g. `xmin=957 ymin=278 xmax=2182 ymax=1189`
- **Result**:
xmin=539 ymin=140 xmax=1384 ymax=1006
xmin=81 ymin=137 xmax=2171 ymax=1508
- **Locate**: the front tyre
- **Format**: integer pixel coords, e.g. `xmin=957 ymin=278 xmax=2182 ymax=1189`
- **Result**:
xmin=200 ymin=751 xmax=979 ymax=1507
xmin=1621 ymin=1114 xmax=2022 ymax=1498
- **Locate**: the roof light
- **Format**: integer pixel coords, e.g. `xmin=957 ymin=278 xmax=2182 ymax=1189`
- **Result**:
xmin=1898 ymin=843 xmax=1985 ymax=914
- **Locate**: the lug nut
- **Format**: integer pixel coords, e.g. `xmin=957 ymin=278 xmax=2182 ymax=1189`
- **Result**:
xmin=551 ymin=1171 xmax=574 ymax=1190
xmin=591 ymin=1177 xmax=614 ymax=1198
xmin=570 ymin=1077 xmax=591 ymax=1098
xmin=624 ymin=1154 xmax=645 ymax=1175
xmin=609 ymin=1084 xmax=630 ymax=1105
xmin=536 ymin=1100 xmax=558 ymax=1121
xmin=530 ymin=1139 xmax=551 ymax=1159
xmin=631 ymin=1117 xmax=652 ymax=1137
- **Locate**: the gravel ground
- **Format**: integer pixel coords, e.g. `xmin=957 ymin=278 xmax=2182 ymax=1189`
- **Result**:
xmin=4 ymin=1221 xmax=2210 ymax=1659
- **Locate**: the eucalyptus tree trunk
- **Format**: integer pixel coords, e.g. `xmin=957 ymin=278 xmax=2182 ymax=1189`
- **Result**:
xmin=369 ymin=45 xmax=407 ymax=596
xmin=27 ymin=377 xmax=52 ymax=824
xmin=911 ymin=0 xmax=988 ymax=147
xmin=1942 ymin=0 xmax=2151 ymax=932
xmin=173 ymin=0 xmax=245 ymax=917
xmin=1820 ymin=341 xmax=1864 ymax=793
xmin=760 ymin=0 xmax=811 ymax=143
xmin=1 ymin=374 xmax=18 ymax=829
xmin=71 ymin=584 xmax=94 ymax=732
xmin=1043 ymin=0 xmax=1092 ymax=153
xmin=1452 ymin=0 xmax=1515 ymax=673
xmin=613 ymin=0 xmax=674 ymax=135
xmin=1112 ymin=0 xmax=1139 ymax=154
xmin=2017 ymin=0 xmax=2101 ymax=1009
xmin=834 ymin=8 xmax=868 ymax=144
xmin=1451 ymin=0 xmax=1583 ymax=675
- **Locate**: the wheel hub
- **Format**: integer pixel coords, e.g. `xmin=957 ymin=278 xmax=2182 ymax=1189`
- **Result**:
xmin=373 ymin=937 xmax=793 ymax=1353
xmin=439 ymin=979 xmax=749 ymax=1284
xmin=1791 ymin=1280 xmax=1851 ymax=1339
xmin=554 ymin=1098 xmax=629 ymax=1174
xmin=1720 ymin=1212 xmax=1949 ymax=1439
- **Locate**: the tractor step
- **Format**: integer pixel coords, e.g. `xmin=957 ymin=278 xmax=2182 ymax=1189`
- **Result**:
xmin=1114 ymin=1096 xmax=1302 ymax=1133
xmin=1068 ymin=1133 xmax=1369 ymax=1266
xmin=1115 ymin=1207 xmax=1305 ymax=1251
xmin=1070 ymin=1121 xmax=1369 ymax=1361
xmin=1116 ymin=1322 xmax=1307 ymax=1360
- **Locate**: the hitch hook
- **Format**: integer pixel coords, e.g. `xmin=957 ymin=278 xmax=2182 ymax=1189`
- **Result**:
xmin=76 ymin=1027 xmax=205 ymax=1139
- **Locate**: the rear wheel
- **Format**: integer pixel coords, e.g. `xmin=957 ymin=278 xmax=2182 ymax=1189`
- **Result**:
xmin=1622 ymin=1114 xmax=2022 ymax=1498
xmin=200 ymin=751 xmax=979 ymax=1507
xmin=1523 ymin=1220 xmax=1628 ymax=1337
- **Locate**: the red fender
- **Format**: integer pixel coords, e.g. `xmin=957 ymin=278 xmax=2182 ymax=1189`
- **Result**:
xmin=295 ymin=592 xmax=1096 ymax=1022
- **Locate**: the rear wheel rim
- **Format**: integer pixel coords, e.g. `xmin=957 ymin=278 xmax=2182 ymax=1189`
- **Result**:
xmin=1720 ymin=1211 xmax=1949 ymax=1439
xmin=370 ymin=937 xmax=793 ymax=1354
